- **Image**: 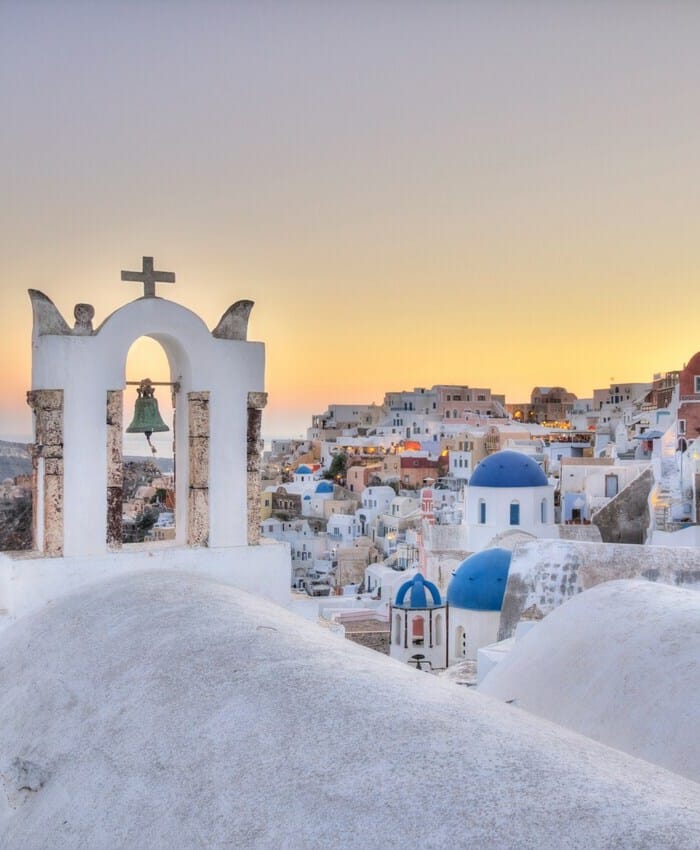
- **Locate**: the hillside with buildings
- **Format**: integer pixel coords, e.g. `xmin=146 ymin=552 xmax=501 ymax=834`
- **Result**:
xmin=2 ymin=266 xmax=699 ymax=849
xmin=261 ymin=364 xmax=700 ymax=601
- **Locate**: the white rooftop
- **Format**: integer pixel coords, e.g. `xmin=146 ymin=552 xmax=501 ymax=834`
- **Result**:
xmin=480 ymin=580 xmax=700 ymax=783
xmin=1 ymin=571 xmax=699 ymax=848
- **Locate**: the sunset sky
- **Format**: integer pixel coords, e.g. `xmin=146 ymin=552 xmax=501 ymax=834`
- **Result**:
xmin=2 ymin=2 xmax=699 ymax=444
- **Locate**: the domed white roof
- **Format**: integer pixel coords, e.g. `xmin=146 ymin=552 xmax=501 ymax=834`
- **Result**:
xmin=480 ymin=580 xmax=700 ymax=783
xmin=1 ymin=572 xmax=699 ymax=847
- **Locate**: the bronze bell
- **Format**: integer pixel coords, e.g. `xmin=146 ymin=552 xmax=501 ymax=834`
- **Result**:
xmin=126 ymin=378 xmax=169 ymax=453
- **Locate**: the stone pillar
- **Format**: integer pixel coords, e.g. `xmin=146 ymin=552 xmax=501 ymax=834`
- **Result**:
xmin=26 ymin=389 xmax=64 ymax=556
xmin=188 ymin=391 xmax=210 ymax=546
xmin=247 ymin=391 xmax=268 ymax=545
xmin=106 ymin=390 xmax=123 ymax=549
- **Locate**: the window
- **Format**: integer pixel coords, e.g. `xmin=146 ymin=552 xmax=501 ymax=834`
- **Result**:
xmin=510 ymin=501 xmax=520 ymax=525
xmin=679 ymin=419 xmax=686 ymax=435
xmin=540 ymin=499 xmax=547 ymax=523
xmin=479 ymin=499 xmax=486 ymax=524
xmin=695 ymin=376 xmax=700 ymax=393
xmin=605 ymin=474 xmax=619 ymax=498
xmin=434 ymin=613 xmax=443 ymax=646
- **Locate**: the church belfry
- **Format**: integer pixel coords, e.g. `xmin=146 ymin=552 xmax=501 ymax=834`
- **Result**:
xmin=27 ymin=257 xmax=266 ymax=557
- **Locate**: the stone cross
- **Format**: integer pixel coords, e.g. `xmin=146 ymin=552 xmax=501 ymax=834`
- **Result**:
xmin=121 ymin=256 xmax=175 ymax=298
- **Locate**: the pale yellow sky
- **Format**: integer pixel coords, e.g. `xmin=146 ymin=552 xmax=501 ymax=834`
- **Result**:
xmin=1 ymin=3 xmax=698 ymax=441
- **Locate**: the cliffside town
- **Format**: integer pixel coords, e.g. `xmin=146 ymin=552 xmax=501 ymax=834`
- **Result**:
xmin=260 ymin=362 xmax=700 ymax=607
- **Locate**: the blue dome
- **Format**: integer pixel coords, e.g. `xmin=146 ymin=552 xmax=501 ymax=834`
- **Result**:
xmin=315 ymin=481 xmax=334 ymax=494
xmin=470 ymin=451 xmax=547 ymax=488
xmin=303 ymin=495 xmax=311 ymax=500
xmin=395 ymin=573 xmax=443 ymax=608
xmin=295 ymin=465 xmax=312 ymax=475
xmin=447 ymin=548 xmax=512 ymax=611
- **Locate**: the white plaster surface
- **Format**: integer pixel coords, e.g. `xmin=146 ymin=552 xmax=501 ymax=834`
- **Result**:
xmin=480 ymin=580 xmax=700 ymax=782
xmin=1 ymin=571 xmax=700 ymax=848
xmin=499 ymin=538 xmax=700 ymax=639
xmin=0 ymin=542 xmax=290 ymax=629
xmin=448 ymin=607 xmax=501 ymax=664
xmin=465 ymin=482 xmax=555 ymax=552
xmin=31 ymin=296 xmax=264 ymax=555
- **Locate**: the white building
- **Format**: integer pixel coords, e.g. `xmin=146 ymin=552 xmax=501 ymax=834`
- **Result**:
xmin=447 ymin=548 xmax=512 ymax=663
xmin=327 ymin=513 xmax=359 ymax=546
xmin=301 ymin=479 xmax=336 ymax=518
xmin=559 ymin=458 xmax=649 ymax=523
xmin=464 ymin=450 xmax=556 ymax=552
xmin=356 ymin=485 xmax=396 ymax=536
xmin=390 ymin=572 xmax=447 ymax=670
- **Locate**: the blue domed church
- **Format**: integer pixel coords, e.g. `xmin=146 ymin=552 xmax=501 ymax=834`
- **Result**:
xmin=390 ymin=573 xmax=447 ymax=670
xmin=390 ymin=549 xmax=515 ymax=669
xmin=447 ymin=548 xmax=512 ymax=663
xmin=465 ymin=450 xmax=555 ymax=551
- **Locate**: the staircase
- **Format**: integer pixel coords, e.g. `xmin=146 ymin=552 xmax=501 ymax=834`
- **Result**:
xmin=649 ymin=455 xmax=683 ymax=536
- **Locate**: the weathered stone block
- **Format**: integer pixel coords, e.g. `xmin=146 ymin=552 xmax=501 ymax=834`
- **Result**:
xmin=188 ymin=486 xmax=209 ymax=546
xmin=43 ymin=458 xmax=63 ymax=477
xmin=106 ymin=486 xmax=123 ymax=548
xmin=40 ymin=444 xmax=64 ymax=460
xmin=106 ymin=391 xmax=123 ymax=487
xmin=247 ymin=495 xmax=261 ymax=545
xmin=39 ymin=409 xmax=64 ymax=446
xmin=27 ymin=389 xmax=64 ymax=411
xmin=43 ymin=473 xmax=63 ymax=556
xmin=247 ymin=391 xmax=268 ymax=411
xmin=189 ymin=437 xmax=209 ymax=489
xmin=246 ymin=401 xmax=265 ymax=545
xmin=188 ymin=392 xmax=210 ymax=438
xmin=106 ymin=390 xmax=123 ymax=427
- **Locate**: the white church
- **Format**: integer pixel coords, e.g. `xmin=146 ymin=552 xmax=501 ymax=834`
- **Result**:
xmin=0 ymin=260 xmax=699 ymax=848
xmin=389 ymin=548 xmax=513 ymax=669
xmin=464 ymin=449 xmax=557 ymax=550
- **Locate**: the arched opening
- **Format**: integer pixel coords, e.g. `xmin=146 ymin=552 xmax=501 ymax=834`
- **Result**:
xmin=478 ymin=499 xmax=487 ymax=524
xmin=121 ymin=337 xmax=177 ymax=546
xmin=540 ymin=498 xmax=547 ymax=523
xmin=411 ymin=615 xmax=425 ymax=646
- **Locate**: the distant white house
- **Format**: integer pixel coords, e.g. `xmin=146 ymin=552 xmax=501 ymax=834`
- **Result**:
xmin=356 ymin=486 xmax=396 ymax=536
xmin=327 ymin=513 xmax=359 ymax=546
